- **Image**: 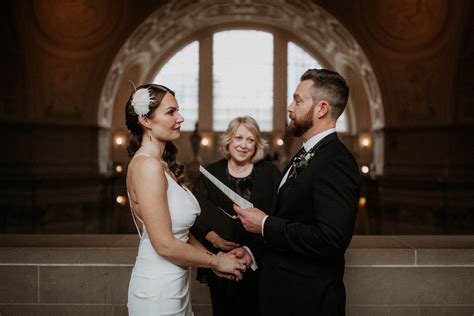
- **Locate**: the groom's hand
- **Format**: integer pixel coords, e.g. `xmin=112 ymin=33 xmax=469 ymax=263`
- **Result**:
xmin=212 ymin=269 xmax=242 ymax=281
xmin=233 ymin=204 xmax=266 ymax=234
xmin=229 ymin=247 xmax=253 ymax=267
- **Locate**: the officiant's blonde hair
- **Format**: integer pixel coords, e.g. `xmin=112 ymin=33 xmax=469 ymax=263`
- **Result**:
xmin=220 ymin=116 xmax=268 ymax=163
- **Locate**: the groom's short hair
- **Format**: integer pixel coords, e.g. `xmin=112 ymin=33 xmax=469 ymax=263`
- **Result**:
xmin=300 ymin=69 xmax=349 ymax=120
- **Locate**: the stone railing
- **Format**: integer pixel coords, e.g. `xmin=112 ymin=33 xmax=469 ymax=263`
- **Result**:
xmin=0 ymin=235 xmax=473 ymax=316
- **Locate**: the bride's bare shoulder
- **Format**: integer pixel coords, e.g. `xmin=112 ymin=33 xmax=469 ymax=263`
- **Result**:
xmin=129 ymin=156 xmax=166 ymax=180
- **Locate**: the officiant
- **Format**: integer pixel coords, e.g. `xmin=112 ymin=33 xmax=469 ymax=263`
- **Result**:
xmin=191 ymin=116 xmax=280 ymax=316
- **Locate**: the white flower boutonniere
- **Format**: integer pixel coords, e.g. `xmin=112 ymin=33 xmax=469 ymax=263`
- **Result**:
xmin=292 ymin=151 xmax=315 ymax=173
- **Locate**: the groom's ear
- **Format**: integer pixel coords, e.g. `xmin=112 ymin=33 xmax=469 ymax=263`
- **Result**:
xmin=315 ymin=100 xmax=330 ymax=118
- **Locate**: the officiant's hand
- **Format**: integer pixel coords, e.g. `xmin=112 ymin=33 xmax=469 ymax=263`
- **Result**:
xmin=233 ymin=204 xmax=266 ymax=234
xmin=206 ymin=231 xmax=240 ymax=251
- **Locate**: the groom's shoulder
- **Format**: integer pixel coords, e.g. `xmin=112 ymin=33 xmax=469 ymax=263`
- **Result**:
xmin=317 ymin=136 xmax=357 ymax=165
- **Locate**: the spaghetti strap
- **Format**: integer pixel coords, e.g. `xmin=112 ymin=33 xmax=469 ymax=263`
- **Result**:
xmin=127 ymin=191 xmax=144 ymax=238
xmin=128 ymin=153 xmax=155 ymax=238
xmin=133 ymin=153 xmax=153 ymax=158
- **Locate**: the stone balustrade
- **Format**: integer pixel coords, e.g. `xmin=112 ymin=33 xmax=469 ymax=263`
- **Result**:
xmin=1 ymin=234 xmax=473 ymax=316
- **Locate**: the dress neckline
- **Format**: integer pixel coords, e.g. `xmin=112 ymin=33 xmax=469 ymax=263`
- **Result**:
xmin=164 ymin=172 xmax=189 ymax=193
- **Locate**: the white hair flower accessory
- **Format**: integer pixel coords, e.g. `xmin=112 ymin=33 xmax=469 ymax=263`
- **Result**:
xmin=131 ymin=88 xmax=155 ymax=116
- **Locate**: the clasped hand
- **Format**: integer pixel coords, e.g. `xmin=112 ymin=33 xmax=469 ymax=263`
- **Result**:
xmin=212 ymin=252 xmax=247 ymax=281
xmin=212 ymin=204 xmax=266 ymax=281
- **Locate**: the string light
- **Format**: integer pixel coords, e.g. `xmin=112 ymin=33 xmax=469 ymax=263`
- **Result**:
xmin=201 ymin=137 xmax=209 ymax=146
xmin=276 ymin=138 xmax=284 ymax=146
xmin=361 ymin=165 xmax=370 ymax=174
xmin=115 ymin=136 xmax=124 ymax=146
xmin=116 ymin=195 xmax=127 ymax=206
xmin=359 ymin=133 xmax=371 ymax=149
xmin=361 ymin=137 xmax=370 ymax=147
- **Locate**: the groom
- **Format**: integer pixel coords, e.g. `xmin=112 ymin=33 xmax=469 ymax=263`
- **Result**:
xmin=233 ymin=69 xmax=361 ymax=315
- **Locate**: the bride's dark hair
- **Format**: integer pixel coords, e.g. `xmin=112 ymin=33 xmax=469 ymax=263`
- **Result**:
xmin=125 ymin=84 xmax=187 ymax=185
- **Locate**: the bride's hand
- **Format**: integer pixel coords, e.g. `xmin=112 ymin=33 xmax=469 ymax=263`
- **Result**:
xmin=211 ymin=252 xmax=247 ymax=281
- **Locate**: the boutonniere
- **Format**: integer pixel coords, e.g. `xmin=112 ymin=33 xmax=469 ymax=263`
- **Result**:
xmin=292 ymin=151 xmax=314 ymax=173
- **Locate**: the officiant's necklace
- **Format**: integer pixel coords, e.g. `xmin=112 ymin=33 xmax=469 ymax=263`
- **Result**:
xmin=228 ymin=161 xmax=253 ymax=178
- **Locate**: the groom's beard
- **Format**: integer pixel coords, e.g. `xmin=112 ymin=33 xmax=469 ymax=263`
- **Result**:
xmin=287 ymin=104 xmax=315 ymax=137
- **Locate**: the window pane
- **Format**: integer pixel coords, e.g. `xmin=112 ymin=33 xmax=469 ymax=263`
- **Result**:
xmin=153 ymin=41 xmax=199 ymax=131
xmin=213 ymin=30 xmax=273 ymax=131
xmin=287 ymin=42 xmax=348 ymax=133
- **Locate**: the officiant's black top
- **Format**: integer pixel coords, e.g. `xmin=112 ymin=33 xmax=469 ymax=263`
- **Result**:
xmin=190 ymin=158 xmax=279 ymax=316
xmin=226 ymin=168 xmax=252 ymax=202
xmin=191 ymin=158 xmax=280 ymax=248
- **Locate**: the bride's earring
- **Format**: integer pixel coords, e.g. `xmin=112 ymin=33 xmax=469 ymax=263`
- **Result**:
xmin=149 ymin=133 xmax=152 ymax=141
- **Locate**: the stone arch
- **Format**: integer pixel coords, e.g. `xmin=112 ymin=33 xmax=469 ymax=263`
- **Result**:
xmin=98 ymin=0 xmax=385 ymax=173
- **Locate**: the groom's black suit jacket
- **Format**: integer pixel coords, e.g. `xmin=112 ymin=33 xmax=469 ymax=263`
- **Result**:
xmin=249 ymin=133 xmax=361 ymax=316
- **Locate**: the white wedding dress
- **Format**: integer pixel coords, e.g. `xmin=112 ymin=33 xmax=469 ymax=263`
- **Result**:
xmin=128 ymin=170 xmax=200 ymax=316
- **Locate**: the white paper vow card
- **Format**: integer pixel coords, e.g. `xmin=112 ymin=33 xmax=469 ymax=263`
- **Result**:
xmin=199 ymin=166 xmax=253 ymax=209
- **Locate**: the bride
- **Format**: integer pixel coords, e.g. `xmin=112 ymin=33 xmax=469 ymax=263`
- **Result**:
xmin=125 ymin=84 xmax=246 ymax=315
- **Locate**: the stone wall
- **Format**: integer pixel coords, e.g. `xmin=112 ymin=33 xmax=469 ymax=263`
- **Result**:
xmin=1 ymin=235 xmax=473 ymax=316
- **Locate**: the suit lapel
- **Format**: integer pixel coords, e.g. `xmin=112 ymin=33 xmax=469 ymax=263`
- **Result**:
xmin=277 ymin=145 xmax=308 ymax=191
xmin=305 ymin=132 xmax=338 ymax=159
xmin=273 ymin=133 xmax=338 ymax=213
xmin=272 ymin=148 xmax=303 ymax=210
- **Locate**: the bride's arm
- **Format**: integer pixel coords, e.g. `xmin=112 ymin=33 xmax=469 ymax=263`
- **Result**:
xmin=189 ymin=232 xmax=237 ymax=279
xmin=132 ymin=159 xmax=243 ymax=276
xmin=188 ymin=233 xmax=208 ymax=252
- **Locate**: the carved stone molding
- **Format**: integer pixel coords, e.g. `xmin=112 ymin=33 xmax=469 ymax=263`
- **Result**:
xmin=385 ymin=56 xmax=448 ymax=124
xmin=454 ymin=6 xmax=474 ymax=123
xmin=41 ymin=60 xmax=85 ymax=120
xmin=398 ymin=64 xmax=439 ymax=121
xmin=98 ymin=0 xmax=384 ymax=131
xmin=362 ymin=0 xmax=449 ymax=52
xmin=32 ymin=0 xmax=122 ymax=56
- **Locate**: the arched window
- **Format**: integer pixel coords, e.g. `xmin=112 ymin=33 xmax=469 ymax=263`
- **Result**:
xmin=152 ymin=30 xmax=347 ymax=132
xmin=213 ymin=30 xmax=273 ymax=131
xmin=153 ymin=41 xmax=199 ymax=132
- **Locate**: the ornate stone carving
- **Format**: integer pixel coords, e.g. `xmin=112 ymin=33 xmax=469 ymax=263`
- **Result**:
xmin=362 ymin=0 xmax=449 ymax=52
xmin=454 ymin=11 xmax=474 ymax=123
xmin=43 ymin=60 xmax=85 ymax=119
xmin=388 ymin=61 xmax=442 ymax=123
xmin=98 ymin=0 xmax=384 ymax=131
xmin=33 ymin=0 xmax=122 ymax=55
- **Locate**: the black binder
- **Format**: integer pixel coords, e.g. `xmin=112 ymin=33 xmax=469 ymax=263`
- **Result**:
xmin=198 ymin=197 xmax=240 ymax=241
